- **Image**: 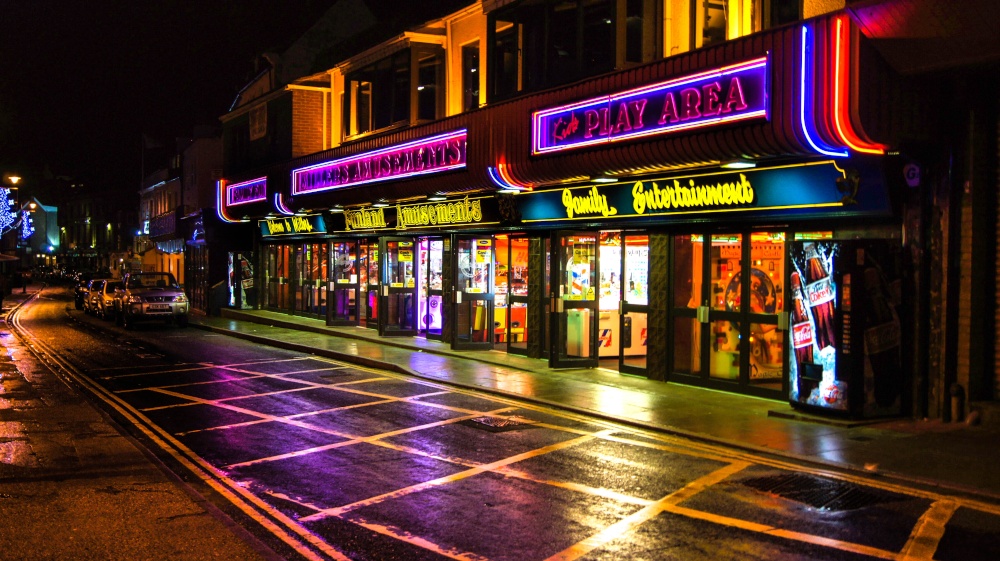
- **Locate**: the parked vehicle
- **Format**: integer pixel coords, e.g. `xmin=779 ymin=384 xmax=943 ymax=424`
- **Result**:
xmin=96 ymin=280 xmax=123 ymax=320
xmin=83 ymin=279 xmax=106 ymax=315
xmin=115 ymin=272 xmax=189 ymax=328
xmin=73 ymin=275 xmax=94 ymax=310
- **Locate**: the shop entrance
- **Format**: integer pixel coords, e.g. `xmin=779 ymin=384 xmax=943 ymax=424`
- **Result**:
xmin=380 ymin=237 xmax=418 ymax=336
xmin=495 ymin=235 xmax=530 ymax=354
xmin=453 ymin=235 xmax=494 ymax=350
xmin=670 ymin=231 xmax=786 ymax=397
xmin=263 ymin=242 xmax=327 ymax=318
xmin=551 ymin=232 xmax=599 ymax=368
xmin=417 ymin=237 xmax=445 ymax=340
xmin=359 ymin=239 xmax=379 ymax=329
xmin=329 ymin=240 xmax=359 ymax=326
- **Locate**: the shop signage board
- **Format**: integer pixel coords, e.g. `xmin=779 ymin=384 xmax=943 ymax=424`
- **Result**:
xmin=519 ymin=161 xmax=887 ymax=224
xmin=332 ymin=196 xmax=500 ymax=233
xmin=227 ymin=177 xmax=267 ymax=206
xmin=532 ymin=57 xmax=769 ymax=155
xmin=292 ymin=129 xmax=468 ymax=195
xmin=260 ymin=214 xmax=327 ymax=237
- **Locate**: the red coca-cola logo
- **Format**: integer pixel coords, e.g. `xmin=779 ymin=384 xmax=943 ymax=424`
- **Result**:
xmin=792 ymin=322 xmax=814 ymax=348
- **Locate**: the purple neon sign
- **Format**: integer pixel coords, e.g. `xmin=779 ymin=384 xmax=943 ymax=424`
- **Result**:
xmin=532 ymin=57 xmax=769 ymax=155
xmin=292 ymin=129 xmax=467 ymax=195
xmin=227 ymin=177 xmax=267 ymax=206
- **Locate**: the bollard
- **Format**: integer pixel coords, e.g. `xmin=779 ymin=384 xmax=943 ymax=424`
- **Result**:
xmin=949 ymin=383 xmax=965 ymax=423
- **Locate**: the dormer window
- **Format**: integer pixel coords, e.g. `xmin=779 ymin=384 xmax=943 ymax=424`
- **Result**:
xmin=344 ymin=44 xmax=445 ymax=139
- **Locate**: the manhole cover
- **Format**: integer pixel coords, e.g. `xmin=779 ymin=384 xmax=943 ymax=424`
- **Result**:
xmin=741 ymin=473 xmax=903 ymax=511
xmin=459 ymin=415 xmax=538 ymax=433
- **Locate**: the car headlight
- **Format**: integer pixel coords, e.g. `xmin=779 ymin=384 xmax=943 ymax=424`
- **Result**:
xmin=127 ymin=296 xmax=143 ymax=304
xmin=173 ymin=294 xmax=188 ymax=303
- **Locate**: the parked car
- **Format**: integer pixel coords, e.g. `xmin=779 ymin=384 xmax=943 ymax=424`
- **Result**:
xmin=96 ymin=280 xmax=123 ymax=320
xmin=115 ymin=271 xmax=189 ymax=328
xmin=73 ymin=275 xmax=94 ymax=310
xmin=84 ymin=279 xmax=107 ymax=315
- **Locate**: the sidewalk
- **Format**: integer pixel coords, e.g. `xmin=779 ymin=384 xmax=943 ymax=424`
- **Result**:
xmin=197 ymin=306 xmax=1000 ymax=502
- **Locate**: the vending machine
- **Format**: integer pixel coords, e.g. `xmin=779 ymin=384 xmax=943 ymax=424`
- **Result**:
xmin=788 ymin=238 xmax=904 ymax=418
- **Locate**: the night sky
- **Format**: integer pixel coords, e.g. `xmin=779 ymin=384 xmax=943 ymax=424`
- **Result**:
xmin=0 ymin=0 xmax=341 ymax=195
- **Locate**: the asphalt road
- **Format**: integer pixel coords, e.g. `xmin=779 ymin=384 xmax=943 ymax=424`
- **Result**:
xmin=7 ymin=286 xmax=1000 ymax=561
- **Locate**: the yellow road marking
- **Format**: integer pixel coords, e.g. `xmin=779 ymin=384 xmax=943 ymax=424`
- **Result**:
xmin=223 ymin=407 xmax=516 ymax=469
xmin=302 ymin=430 xmax=615 ymax=522
xmin=351 ymin=517 xmax=491 ymax=561
xmin=898 ymin=499 xmax=960 ymax=560
xmin=667 ymin=504 xmax=898 ymax=560
xmin=546 ymin=461 xmax=751 ymax=560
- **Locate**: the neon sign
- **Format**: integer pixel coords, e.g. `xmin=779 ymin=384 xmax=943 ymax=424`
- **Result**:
xmin=519 ymin=161 xmax=868 ymax=223
xmin=532 ymin=57 xmax=769 ymax=155
xmin=292 ymin=129 xmax=467 ymax=195
xmin=260 ymin=214 xmax=327 ymax=237
xmin=342 ymin=196 xmax=489 ymax=232
xmin=227 ymin=177 xmax=267 ymax=206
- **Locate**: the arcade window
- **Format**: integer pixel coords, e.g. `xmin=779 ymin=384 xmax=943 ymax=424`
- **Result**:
xmin=343 ymin=45 xmax=445 ymax=138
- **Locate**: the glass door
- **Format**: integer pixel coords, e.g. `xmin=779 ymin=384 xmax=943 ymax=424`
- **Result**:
xmin=453 ymin=235 xmax=494 ymax=350
xmin=380 ymin=237 xmax=417 ymax=336
xmin=359 ymin=239 xmax=379 ymax=329
xmin=330 ymin=240 xmax=359 ymax=326
xmin=265 ymin=244 xmax=293 ymax=312
xmin=620 ymin=233 xmax=649 ymax=375
xmin=296 ymin=242 xmax=327 ymax=317
xmin=496 ymin=235 xmax=530 ymax=355
xmin=671 ymin=231 xmax=786 ymax=397
xmin=417 ymin=237 xmax=444 ymax=339
xmin=551 ymin=231 xmax=599 ymax=368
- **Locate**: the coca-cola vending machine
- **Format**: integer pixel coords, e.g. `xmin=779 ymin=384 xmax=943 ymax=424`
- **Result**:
xmin=788 ymin=238 xmax=903 ymax=418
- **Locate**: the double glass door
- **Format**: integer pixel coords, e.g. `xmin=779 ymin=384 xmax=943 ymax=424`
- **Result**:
xmin=671 ymin=231 xmax=786 ymax=396
xmin=550 ymin=231 xmax=649 ymax=373
xmin=264 ymin=243 xmax=326 ymax=317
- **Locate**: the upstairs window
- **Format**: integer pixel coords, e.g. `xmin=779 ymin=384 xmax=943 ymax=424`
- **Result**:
xmin=488 ymin=0 xmax=659 ymax=102
xmin=461 ymin=42 xmax=481 ymax=112
xmin=343 ymin=44 xmax=445 ymax=139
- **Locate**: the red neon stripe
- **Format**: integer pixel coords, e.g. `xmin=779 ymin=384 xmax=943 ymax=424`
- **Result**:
xmin=832 ymin=16 xmax=884 ymax=155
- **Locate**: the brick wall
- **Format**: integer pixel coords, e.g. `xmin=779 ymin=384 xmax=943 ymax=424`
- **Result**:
xmin=291 ymin=90 xmax=326 ymax=158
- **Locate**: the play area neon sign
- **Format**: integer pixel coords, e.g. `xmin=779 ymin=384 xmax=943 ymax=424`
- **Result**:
xmin=532 ymin=57 xmax=769 ymax=155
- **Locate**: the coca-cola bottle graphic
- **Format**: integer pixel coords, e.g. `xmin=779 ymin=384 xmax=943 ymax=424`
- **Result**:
xmin=864 ymin=266 xmax=901 ymax=407
xmin=803 ymin=242 xmax=837 ymax=350
xmin=790 ymin=272 xmax=815 ymax=366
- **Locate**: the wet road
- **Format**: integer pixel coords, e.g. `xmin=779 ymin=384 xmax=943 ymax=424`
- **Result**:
xmin=11 ymin=286 xmax=1000 ymax=561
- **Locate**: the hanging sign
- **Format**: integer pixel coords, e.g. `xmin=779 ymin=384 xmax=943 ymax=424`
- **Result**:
xmin=260 ymin=214 xmax=327 ymax=237
xmin=532 ymin=57 xmax=769 ymax=155
xmin=517 ymin=161 xmax=888 ymax=224
xmin=227 ymin=177 xmax=267 ymax=206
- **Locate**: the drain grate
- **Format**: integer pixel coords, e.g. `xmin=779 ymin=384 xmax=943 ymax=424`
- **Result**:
xmin=741 ymin=473 xmax=902 ymax=511
xmin=460 ymin=415 xmax=538 ymax=433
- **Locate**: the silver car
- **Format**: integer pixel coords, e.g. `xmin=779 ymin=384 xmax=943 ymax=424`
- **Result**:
xmin=116 ymin=272 xmax=189 ymax=328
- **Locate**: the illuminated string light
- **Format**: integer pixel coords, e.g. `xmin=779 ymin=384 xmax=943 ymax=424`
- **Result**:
xmin=799 ymin=25 xmax=848 ymax=157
